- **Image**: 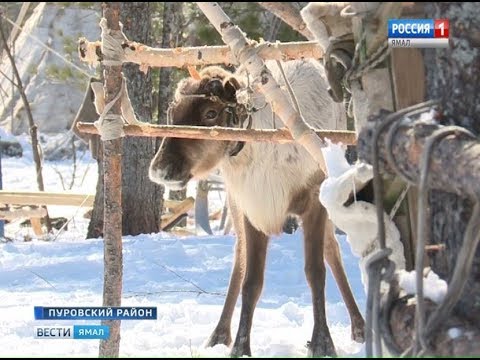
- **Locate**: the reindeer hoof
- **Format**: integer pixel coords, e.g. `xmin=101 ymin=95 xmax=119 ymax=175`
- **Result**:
xmin=230 ymin=342 xmax=251 ymax=358
xmin=205 ymin=327 xmax=232 ymax=347
xmin=351 ymin=316 xmax=366 ymax=343
xmin=306 ymin=339 xmax=337 ymax=358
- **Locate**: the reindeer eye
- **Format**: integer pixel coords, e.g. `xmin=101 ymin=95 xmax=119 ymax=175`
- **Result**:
xmin=204 ymin=110 xmax=218 ymax=120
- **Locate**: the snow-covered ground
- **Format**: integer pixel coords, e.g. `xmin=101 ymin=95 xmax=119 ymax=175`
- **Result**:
xmin=0 ymin=133 xmax=366 ymax=357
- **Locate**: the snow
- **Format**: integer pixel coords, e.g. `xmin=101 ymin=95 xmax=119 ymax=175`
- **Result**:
xmin=398 ymin=269 xmax=448 ymax=304
xmin=448 ymin=327 xmax=463 ymax=340
xmin=319 ymin=140 xmax=405 ymax=288
xmin=0 ymin=135 xmax=366 ymax=357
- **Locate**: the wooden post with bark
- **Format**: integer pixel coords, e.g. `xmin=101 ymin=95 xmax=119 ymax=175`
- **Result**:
xmin=356 ymin=2 xmax=480 ymax=356
xmin=98 ymin=2 xmax=123 ymax=358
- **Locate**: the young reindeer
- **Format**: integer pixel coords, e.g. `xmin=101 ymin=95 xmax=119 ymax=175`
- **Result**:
xmin=149 ymin=59 xmax=364 ymax=357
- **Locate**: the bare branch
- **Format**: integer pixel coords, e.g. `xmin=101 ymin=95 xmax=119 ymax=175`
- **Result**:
xmin=258 ymin=2 xmax=314 ymax=40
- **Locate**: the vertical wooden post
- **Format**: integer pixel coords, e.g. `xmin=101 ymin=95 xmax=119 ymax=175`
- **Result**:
xmin=99 ymin=2 xmax=123 ymax=358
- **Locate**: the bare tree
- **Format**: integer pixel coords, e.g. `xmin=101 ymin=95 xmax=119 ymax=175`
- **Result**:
xmin=120 ymin=2 xmax=164 ymax=235
xmin=158 ymin=2 xmax=186 ymax=225
xmin=0 ymin=15 xmax=52 ymax=233
xmin=87 ymin=2 xmax=164 ymax=238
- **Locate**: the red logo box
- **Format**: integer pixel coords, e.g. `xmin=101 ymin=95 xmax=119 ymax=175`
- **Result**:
xmin=434 ymin=19 xmax=449 ymax=38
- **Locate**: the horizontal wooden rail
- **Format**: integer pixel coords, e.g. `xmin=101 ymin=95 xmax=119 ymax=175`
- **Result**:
xmin=161 ymin=197 xmax=195 ymax=230
xmin=76 ymin=123 xmax=357 ymax=145
xmin=79 ymin=39 xmax=323 ymax=68
xmin=0 ymin=207 xmax=47 ymax=220
xmin=0 ymin=191 xmax=95 ymax=207
xmin=0 ymin=190 xmax=186 ymax=209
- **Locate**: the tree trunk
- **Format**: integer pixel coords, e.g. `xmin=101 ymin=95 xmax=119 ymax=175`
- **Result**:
xmin=98 ymin=4 xmax=123 ymax=358
xmin=423 ymin=2 xmax=480 ymax=322
xmin=87 ymin=2 xmax=164 ymax=238
xmin=157 ymin=2 xmax=184 ymax=124
xmin=120 ymin=2 xmax=164 ymax=235
xmin=87 ymin=141 xmax=104 ymax=239
xmin=158 ymin=2 xmax=186 ymax=225
xmin=358 ymin=2 xmax=480 ymax=355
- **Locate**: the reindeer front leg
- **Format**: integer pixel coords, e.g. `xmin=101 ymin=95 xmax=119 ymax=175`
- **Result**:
xmin=206 ymin=196 xmax=246 ymax=347
xmin=231 ymin=217 xmax=269 ymax=357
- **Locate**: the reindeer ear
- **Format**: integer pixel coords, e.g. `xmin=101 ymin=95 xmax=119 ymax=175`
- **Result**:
xmin=224 ymin=77 xmax=240 ymax=102
xmin=205 ymin=78 xmax=224 ymax=97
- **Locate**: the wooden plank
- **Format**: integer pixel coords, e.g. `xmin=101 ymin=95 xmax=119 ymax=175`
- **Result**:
xmin=0 ymin=207 xmax=47 ymax=220
xmin=0 ymin=190 xmax=186 ymax=210
xmin=391 ymin=48 xmax=426 ymax=109
xmin=391 ymin=46 xmax=426 ymax=271
xmin=164 ymin=198 xmax=188 ymax=210
xmin=0 ymin=190 xmax=95 ymax=207
xmin=30 ymin=217 xmax=43 ymax=236
xmin=161 ymin=197 xmax=195 ymax=230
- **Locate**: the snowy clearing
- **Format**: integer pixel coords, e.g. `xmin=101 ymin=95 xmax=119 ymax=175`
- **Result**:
xmin=0 ymin=134 xmax=366 ymax=357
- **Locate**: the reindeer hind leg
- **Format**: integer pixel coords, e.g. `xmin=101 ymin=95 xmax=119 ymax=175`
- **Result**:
xmin=324 ymin=218 xmax=365 ymax=343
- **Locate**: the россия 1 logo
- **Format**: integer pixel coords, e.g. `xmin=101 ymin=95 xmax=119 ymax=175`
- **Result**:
xmin=388 ymin=19 xmax=449 ymax=48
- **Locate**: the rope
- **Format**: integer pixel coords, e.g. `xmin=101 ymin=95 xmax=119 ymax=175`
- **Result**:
xmin=274 ymin=59 xmax=326 ymax=143
xmin=365 ymin=248 xmax=395 ymax=357
xmin=344 ymin=37 xmax=391 ymax=87
xmin=92 ymin=75 xmax=145 ymax=140
xmin=275 ymin=60 xmax=302 ymax=115
xmin=93 ymin=82 xmax=124 ymax=141
xmin=414 ymin=125 xmax=477 ymax=354
xmin=340 ymin=4 xmax=374 ymax=18
xmin=366 ymin=100 xmax=440 ymax=357
xmin=1 ymin=14 xmax=94 ymax=79
xmin=99 ymin=18 xmax=126 ymax=66
xmin=389 ymin=184 xmax=410 ymax=220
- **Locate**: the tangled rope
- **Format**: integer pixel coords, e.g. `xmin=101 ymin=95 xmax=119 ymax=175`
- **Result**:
xmin=365 ymin=101 xmax=480 ymax=357
xmin=366 ymin=100 xmax=439 ymax=357
xmin=414 ymin=126 xmax=478 ymax=354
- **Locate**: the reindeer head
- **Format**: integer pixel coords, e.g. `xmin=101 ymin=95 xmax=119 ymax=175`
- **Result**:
xmin=149 ymin=66 xmax=247 ymax=190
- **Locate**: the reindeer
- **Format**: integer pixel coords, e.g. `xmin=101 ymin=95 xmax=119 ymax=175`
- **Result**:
xmin=149 ymin=59 xmax=365 ymax=357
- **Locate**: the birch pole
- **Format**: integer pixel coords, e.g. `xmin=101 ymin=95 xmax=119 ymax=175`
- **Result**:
xmin=76 ymin=123 xmax=357 ymax=145
xmin=99 ymin=2 xmax=123 ymax=358
xmin=78 ymin=39 xmax=323 ymax=68
xmin=196 ymin=2 xmax=327 ymax=172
